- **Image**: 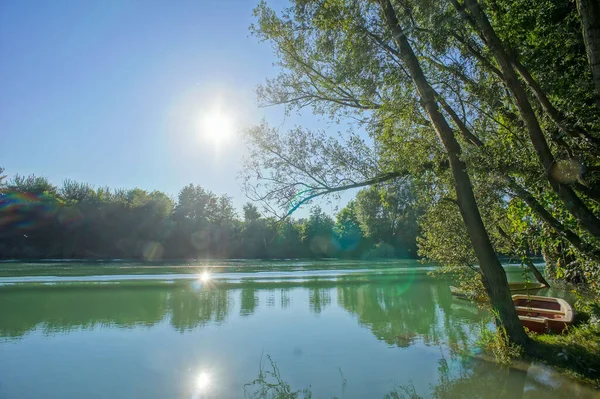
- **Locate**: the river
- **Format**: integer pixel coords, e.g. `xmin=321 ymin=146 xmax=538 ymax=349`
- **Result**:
xmin=0 ymin=260 xmax=595 ymax=398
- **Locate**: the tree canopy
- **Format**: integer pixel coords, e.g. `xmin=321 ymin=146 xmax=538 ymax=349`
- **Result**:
xmin=244 ymin=0 xmax=600 ymax=345
xmin=0 ymin=169 xmax=420 ymax=260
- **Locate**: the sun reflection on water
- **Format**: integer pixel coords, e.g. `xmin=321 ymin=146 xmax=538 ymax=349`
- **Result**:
xmin=190 ymin=369 xmax=214 ymax=399
xmin=191 ymin=270 xmax=213 ymax=292
xmin=199 ymin=271 xmax=211 ymax=283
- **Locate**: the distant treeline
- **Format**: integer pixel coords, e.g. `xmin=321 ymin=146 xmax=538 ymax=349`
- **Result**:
xmin=0 ymin=169 xmax=420 ymax=260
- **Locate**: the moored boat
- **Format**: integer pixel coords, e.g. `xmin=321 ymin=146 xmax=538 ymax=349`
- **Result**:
xmin=512 ymin=294 xmax=574 ymax=333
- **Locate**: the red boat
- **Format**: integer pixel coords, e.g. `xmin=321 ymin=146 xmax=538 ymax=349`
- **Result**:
xmin=512 ymin=294 xmax=574 ymax=334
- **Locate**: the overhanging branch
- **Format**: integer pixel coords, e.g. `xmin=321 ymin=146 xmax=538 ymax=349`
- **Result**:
xmin=285 ymin=171 xmax=407 ymax=217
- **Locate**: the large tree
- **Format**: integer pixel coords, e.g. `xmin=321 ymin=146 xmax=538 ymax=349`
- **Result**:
xmin=576 ymin=0 xmax=600 ymax=108
xmin=245 ymin=0 xmax=600 ymax=345
xmin=246 ymin=0 xmax=530 ymax=345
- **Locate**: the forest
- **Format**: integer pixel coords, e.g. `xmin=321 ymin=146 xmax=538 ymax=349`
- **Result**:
xmin=0 ymin=168 xmax=420 ymax=260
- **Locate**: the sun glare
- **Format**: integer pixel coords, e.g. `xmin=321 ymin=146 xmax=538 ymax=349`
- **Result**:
xmin=200 ymin=108 xmax=235 ymax=147
xmin=196 ymin=371 xmax=211 ymax=390
xmin=199 ymin=271 xmax=211 ymax=283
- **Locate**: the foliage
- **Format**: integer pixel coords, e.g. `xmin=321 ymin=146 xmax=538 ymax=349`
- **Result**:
xmin=0 ymin=168 xmax=420 ymax=260
xmin=244 ymin=355 xmax=314 ymax=399
xmin=244 ymin=203 xmax=262 ymax=222
xmin=301 ymin=206 xmax=336 ymax=257
xmin=418 ymin=201 xmax=476 ymax=268
xmin=244 ymin=0 xmax=600 ymax=318
xmin=355 ymin=181 xmax=421 ymax=257
xmin=364 ymin=242 xmax=396 ymax=259
xmin=573 ymin=290 xmax=600 ymax=327
xmin=478 ymin=315 xmax=524 ymax=365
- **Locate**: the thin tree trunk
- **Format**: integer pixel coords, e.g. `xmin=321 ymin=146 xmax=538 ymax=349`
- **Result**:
xmin=511 ymin=58 xmax=600 ymax=146
xmin=460 ymin=0 xmax=600 ymax=239
xmin=577 ymin=0 xmax=600 ymax=109
xmin=429 ymin=70 xmax=600 ymax=266
xmin=452 ymin=0 xmax=598 ymax=146
xmin=377 ymin=0 xmax=529 ymax=346
xmin=507 ymin=175 xmax=600 ymax=263
xmin=542 ymin=247 xmax=559 ymax=280
xmin=496 ymin=226 xmax=551 ymax=287
xmin=523 ymin=257 xmax=550 ymax=288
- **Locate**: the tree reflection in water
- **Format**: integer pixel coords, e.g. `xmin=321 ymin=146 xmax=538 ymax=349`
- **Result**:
xmin=336 ymin=275 xmax=487 ymax=348
xmin=309 ymin=287 xmax=331 ymax=314
xmin=0 ymin=276 xmax=596 ymax=398
xmin=168 ymin=287 xmax=231 ymax=332
xmin=0 ymin=274 xmax=486 ymax=348
xmin=240 ymin=286 xmax=259 ymax=316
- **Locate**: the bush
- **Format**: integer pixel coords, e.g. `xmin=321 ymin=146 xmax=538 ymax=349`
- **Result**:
xmin=363 ymin=242 xmax=396 ymax=259
xmin=478 ymin=319 xmax=523 ymax=365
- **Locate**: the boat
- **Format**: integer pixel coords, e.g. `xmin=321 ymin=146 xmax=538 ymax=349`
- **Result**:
xmin=450 ymin=282 xmax=546 ymax=302
xmin=512 ymin=294 xmax=574 ymax=334
xmin=508 ymin=282 xmax=547 ymax=291
xmin=449 ymin=286 xmax=486 ymax=302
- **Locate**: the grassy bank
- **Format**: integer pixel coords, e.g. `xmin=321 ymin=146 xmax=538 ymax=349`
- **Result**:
xmin=480 ymin=291 xmax=600 ymax=388
xmin=526 ymin=293 xmax=600 ymax=387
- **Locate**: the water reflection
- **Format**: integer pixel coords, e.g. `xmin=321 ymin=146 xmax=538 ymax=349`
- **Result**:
xmin=337 ymin=277 xmax=487 ymax=348
xmin=245 ymin=351 xmax=598 ymax=399
xmin=168 ymin=288 xmax=231 ymax=332
xmin=280 ymin=288 xmax=291 ymax=309
xmin=0 ymin=273 xmax=485 ymax=346
xmin=427 ymin=353 xmax=598 ymax=398
xmin=309 ymin=287 xmax=331 ymax=314
xmin=240 ymin=286 xmax=258 ymax=316
xmin=0 ymin=284 xmax=169 ymax=338
xmin=198 ymin=271 xmax=211 ymax=283
xmin=0 ymin=270 xmax=595 ymax=398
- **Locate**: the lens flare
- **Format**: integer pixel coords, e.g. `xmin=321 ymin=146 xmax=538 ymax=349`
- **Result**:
xmin=0 ymin=191 xmax=61 ymax=231
xmin=142 ymin=241 xmax=164 ymax=261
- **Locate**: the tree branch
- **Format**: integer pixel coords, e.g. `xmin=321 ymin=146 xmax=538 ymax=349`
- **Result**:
xmin=285 ymin=171 xmax=407 ymax=216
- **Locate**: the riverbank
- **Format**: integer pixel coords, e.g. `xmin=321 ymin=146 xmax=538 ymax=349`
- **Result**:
xmin=478 ymin=287 xmax=600 ymax=389
xmin=527 ymin=293 xmax=600 ymax=388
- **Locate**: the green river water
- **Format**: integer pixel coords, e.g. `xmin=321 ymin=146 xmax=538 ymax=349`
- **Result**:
xmin=0 ymin=260 xmax=596 ymax=398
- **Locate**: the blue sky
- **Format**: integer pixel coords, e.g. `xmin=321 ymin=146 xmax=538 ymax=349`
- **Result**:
xmin=0 ymin=0 xmax=355 ymax=216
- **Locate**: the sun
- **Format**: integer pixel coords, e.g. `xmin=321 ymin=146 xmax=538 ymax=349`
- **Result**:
xmin=200 ymin=108 xmax=235 ymax=147
xmin=196 ymin=371 xmax=211 ymax=390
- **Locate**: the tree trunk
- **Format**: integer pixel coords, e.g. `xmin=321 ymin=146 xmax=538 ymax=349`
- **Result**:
xmin=523 ymin=258 xmax=551 ymax=288
xmin=577 ymin=0 xmax=600 ymax=109
xmin=508 ymin=174 xmax=600 ymax=263
xmin=512 ymin=58 xmax=600 ymax=147
xmin=378 ymin=0 xmax=529 ymax=346
xmin=461 ymin=0 xmax=600 ymax=239
xmin=426 ymin=71 xmax=600 ymax=267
